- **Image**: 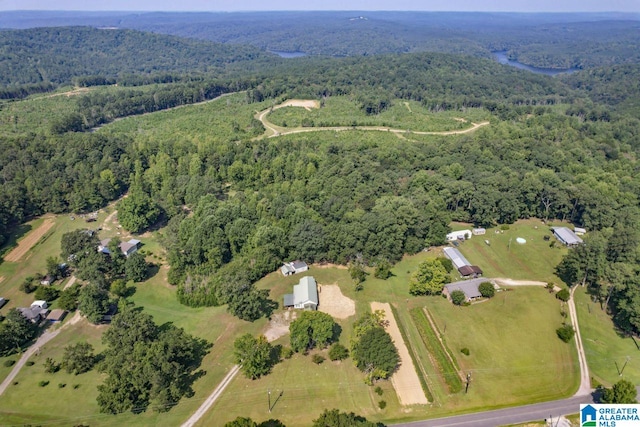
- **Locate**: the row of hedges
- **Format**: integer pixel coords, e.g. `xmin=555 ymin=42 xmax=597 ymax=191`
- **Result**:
xmin=409 ymin=307 xmax=463 ymax=393
xmin=389 ymin=305 xmax=434 ymax=402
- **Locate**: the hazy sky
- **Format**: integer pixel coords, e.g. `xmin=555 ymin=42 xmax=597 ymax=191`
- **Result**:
xmin=1 ymin=0 xmax=639 ymax=13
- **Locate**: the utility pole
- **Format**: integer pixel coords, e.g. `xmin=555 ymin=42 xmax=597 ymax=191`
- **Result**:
xmin=620 ymin=356 xmax=630 ymax=376
xmin=268 ymin=388 xmax=271 ymax=413
xmin=465 ymin=372 xmax=471 ymax=393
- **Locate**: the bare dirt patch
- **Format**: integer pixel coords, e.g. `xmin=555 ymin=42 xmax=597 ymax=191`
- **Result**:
xmin=370 ymin=302 xmax=429 ymax=405
xmin=318 ymin=284 xmax=355 ymax=319
xmin=275 ymin=99 xmax=320 ymax=111
xmin=4 ymin=218 xmax=55 ymax=262
xmin=264 ymin=311 xmax=297 ymax=342
xmin=312 ymin=262 xmax=348 ymax=270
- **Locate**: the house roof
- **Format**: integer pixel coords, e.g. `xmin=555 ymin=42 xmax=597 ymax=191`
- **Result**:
xmin=120 ymin=241 xmax=137 ymax=254
xmin=458 ymin=265 xmax=476 ymax=276
xmin=32 ymin=300 xmax=47 ymax=308
xmin=552 ymin=227 xmax=583 ymax=245
xmin=19 ymin=306 xmax=47 ymax=321
xmin=283 ymin=293 xmax=294 ymax=307
xmin=293 ymin=276 xmax=318 ymax=306
xmin=128 ymin=239 xmax=141 ymax=246
xmin=443 ymin=247 xmax=471 ymax=269
xmin=445 ymin=281 xmax=482 ymax=300
xmin=46 ymin=309 xmax=67 ymax=322
xmin=281 ymin=264 xmax=295 ymax=274
xmin=291 ymin=260 xmax=308 ymax=270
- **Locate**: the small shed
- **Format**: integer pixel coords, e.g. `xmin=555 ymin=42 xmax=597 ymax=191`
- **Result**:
xmin=472 ymin=228 xmax=486 ymax=235
xmin=574 ymin=227 xmax=586 ymax=236
xmin=46 ymin=309 xmax=67 ymax=322
xmin=458 ymin=265 xmax=483 ymax=278
xmin=280 ymin=260 xmax=309 ymax=276
xmin=40 ymin=275 xmax=55 ymax=286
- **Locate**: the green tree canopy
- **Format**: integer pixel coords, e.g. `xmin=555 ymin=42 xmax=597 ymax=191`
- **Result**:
xmin=601 ymin=379 xmax=637 ymax=404
xmin=450 ymin=290 xmax=466 ymax=305
xmin=233 ymin=334 xmax=275 ymax=380
xmin=312 ymin=408 xmax=384 ymax=427
xmin=478 ymin=282 xmax=495 ymax=298
xmin=62 ymin=342 xmax=96 ymax=375
xmin=351 ymin=326 xmax=399 ymax=380
xmin=410 ymin=258 xmax=449 ymax=295
xmin=125 ymin=252 xmax=148 ymax=282
xmin=78 ymin=283 xmax=111 ymax=324
xmin=290 ymin=311 xmax=337 ymax=352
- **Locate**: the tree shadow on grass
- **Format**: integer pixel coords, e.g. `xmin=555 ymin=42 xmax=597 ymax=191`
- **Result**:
xmin=0 ymin=223 xmax=33 ymax=261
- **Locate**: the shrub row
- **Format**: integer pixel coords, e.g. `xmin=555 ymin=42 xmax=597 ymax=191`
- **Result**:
xmin=410 ymin=308 xmax=463 ymax=393
xmin=390 ymin=305 xmax=433 ymax=402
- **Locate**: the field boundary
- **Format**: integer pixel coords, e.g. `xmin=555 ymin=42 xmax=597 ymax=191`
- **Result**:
xmin=410 ymin=307 xmax=464 ymax=393
xmin=390 ymin=304 xmax=434 ymax=402
xmin=371 ymin=302 xmax=429 ymax=405
xmin=3 ymin=218 xmax=55 ymax=262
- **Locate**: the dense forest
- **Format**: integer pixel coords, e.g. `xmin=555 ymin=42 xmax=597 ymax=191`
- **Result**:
xmin=0 ymin=25 xmax=640 ymax=335
xmin=1 ymin=11 xmax=639 ymax=69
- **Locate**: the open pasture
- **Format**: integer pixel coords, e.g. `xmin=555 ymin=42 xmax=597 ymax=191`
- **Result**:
xmin=454 ymin=219 xmax=568 ymax=284
xmin=266 ymin=96 xmax=491 ymax=132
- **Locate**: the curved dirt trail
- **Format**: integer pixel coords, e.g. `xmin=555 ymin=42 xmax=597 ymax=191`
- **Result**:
xmin=255 ymin=103 xmax=489 ymax=139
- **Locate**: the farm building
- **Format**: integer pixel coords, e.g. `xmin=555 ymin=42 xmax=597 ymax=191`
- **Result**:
xmin=443 ymin=279 xmax=484 ymax=302
xmin=472 ymin=228 xmax=486 ymax=235
xmin=443 ymin=247 xmax=472 ymax=270
xmin=283 ymin=276 xmax=319 ymax=310
xmin=458 ymin=265 xmax=483 ymax=278
xmin=280 ymin=260 xmax=309 ymax=276
xmin=446 ymin=230 xmax=472 ymax=241
xmin=552 ymin=227 xmax=583 ymax=246
xmin=574 ymin=227 xmax=586 ymax=236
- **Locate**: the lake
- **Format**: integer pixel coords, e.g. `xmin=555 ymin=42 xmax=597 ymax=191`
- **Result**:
xmin=492 ymin=51 xmax=579 ymax=76
xmin=269 ymin=50 xmax=307 ymax=58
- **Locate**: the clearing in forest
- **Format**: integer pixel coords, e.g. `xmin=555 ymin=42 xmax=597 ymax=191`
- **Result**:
xmin=371 ymin=302 xmax=429 ymax=405
xmin=3 ymin=218 xmax=55 ymax=262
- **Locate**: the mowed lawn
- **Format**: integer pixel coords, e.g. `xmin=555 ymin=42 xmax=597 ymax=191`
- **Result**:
xmin=454 ymin=220 xmax=568 ymax=284
xmin=574 ymin=286 xmax=640 ymax=386
xmin=423 ymin=287 xmax=579 ymax=412
xmin=0 ymin=213 xmax=106 ymax=316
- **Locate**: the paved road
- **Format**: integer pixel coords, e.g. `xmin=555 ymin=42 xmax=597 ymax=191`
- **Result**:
xmin=392 ymin=387 xmax=640 ymax=427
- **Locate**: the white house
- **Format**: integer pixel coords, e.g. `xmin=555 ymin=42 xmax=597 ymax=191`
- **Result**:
xmin=283 ymin=276 xmax=319 ymax=310
xmin=280 ymin=260 xmax=309 ymax=276
xmin=446 ymin=230 xmax=472 ymax=242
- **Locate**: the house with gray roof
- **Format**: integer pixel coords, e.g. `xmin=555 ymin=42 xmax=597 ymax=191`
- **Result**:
xmin=280 ymin=260 xmax=309 ymax=276
xmin=552 ymin=227 xmax=583 ymax=247
xmin=283 ymin=276 xmax=319 ymax=310
xmin=443 ymin=279 xmax=486 ymax=302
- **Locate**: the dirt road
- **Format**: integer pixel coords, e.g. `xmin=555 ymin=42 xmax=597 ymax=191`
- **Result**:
xmin=371 ymin=302 xmax=429 ymax=405
xmin=254 ymin=102 xmax=489 ymax=139
xmin=569 ymin=286 xmax=591 ymax=396
xmin=0 ymin=312 xmax=82 ymax=396
xmin=4 ymin=217 xmax=55 ymax=262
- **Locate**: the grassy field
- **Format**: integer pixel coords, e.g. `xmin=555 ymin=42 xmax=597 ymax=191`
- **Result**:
xmin=574 ymin=286 xmax=640 ymax=386
xmin=266 ymin=96 xmax=490 ymax=132
xmin=0 ymin=213 xmax=106 ymax=315
xmin=454 ymin=219 xmax=568 ymax=284
xmin=195 ymin=250 xmax=579 ymax=426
